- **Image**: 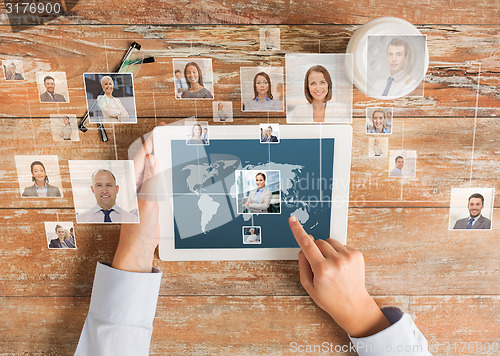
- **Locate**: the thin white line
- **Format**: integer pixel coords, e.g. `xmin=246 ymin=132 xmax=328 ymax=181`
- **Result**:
xmin=251 ymin=215 xmax=254 ymax=225
xmin=469 ymin=62 xmax=481 ymax=188
xmin=267 ymin=112 xmax=270 ymax=124
xmin=400 ymin=120 xmax=405 ymax=201
xmin=318 ymin=39 xmax=321 ymax=53
xmin=104 ymin=40 xmax=109 ymax=72
xmin=320 ymin=125 xmax=323 ymax=197
xmin=112 ymin=125 xmax=118 ymax=160
xmin=268 ymin=141 xmax=271 ymax=170
xmin=25 ymin=87 xmax=38 ymax=154
xmin=194 ymin=100 xmax=198 ymax=118
xmin=196 ymin=145 xmax=202 ymax=192
xmin=153 ymin=92 xmax=157 ymax=126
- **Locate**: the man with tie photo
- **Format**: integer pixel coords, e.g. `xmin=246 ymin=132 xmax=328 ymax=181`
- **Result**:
xmin=39 ymin=75 xmax=68 ymax=103
xmin=368 ymin=37 xmax=423 ymax=99
xmin=453 ymin=193 xmax=492 ymax=230
xmin=77 ymin=169 xmax=139 ymax=223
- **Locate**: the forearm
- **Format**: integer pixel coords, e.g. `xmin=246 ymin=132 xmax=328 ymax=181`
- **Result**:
xmin=75 ymin=263 xmax=161 ymax=356
xmin=112 ymin=235 xmax=156 ymax=273
xmin=349 ymin=307 xmax=432 ymax=356
xmin=330 ymin=292 xmax=391 ymax=338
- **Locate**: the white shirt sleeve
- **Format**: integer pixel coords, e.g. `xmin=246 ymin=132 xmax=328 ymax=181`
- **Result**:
xmin=349 ymin=307 xmax=432 ymax=355
xmin=75 ymin=262 xmax=162 ymax=356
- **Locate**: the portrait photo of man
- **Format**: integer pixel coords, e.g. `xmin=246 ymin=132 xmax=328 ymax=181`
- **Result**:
xmin=37 ymin=72 xmax=69 ymax=103
xmin=367 ymin=35 xmax=426 ymax=99
xmin=388 ymin=150 xmax=417 ymax=178
xmin=69 ymin=160 xmax=139 ymax=224
xmin=390 ymin=155 xmax=404 ymax=177
xmin=451 ymin=192 xmax=493 ymax=230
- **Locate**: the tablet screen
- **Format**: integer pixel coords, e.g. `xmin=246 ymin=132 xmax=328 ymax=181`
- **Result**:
xmin=170 ymin=138 xmax=334 ymax=249
xmin=155 ymin=124 xmax=351 ymax=261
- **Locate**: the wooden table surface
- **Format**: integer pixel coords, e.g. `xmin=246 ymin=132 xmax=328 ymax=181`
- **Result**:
xmin=1 ymin=1 xmax=499 ymax=355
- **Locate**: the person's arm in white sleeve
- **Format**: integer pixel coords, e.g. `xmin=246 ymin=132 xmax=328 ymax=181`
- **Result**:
xmin=76 ymin=122 xmax=166 ymax=356
xmin=74 ymin=263 xmax=161 ymax=356
xmin=350 ymin=306 xmax=431 ymax=355
xmin=288 ymin=216 xmax=432 ymax=355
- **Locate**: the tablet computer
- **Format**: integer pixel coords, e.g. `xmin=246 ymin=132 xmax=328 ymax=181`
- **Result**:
xmin=154 ymin=124 xmax=352 ymax=261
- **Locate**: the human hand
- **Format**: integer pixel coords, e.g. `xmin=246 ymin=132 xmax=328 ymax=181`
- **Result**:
xmin=289 ymin=216 xmax=391 ymax=338
xmin=112 ymin=122 xmax=165 ymax=273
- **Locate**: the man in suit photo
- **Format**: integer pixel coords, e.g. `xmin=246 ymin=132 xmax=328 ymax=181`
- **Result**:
xmin=40 ymin=75 xmax=67 ymax=102
xmin=369 ymin=38 xmax=419 ymax=98
xmin=77 ymin=169 xmax=139 ymax=223
xmin=453 ymin=193 xmax=492 ymax=230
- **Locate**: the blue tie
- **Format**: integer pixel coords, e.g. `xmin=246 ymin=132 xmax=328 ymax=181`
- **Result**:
xmin=101 ymin=209 xmax=114 ymax=222
xmin=466 ymin=218 xmax=474 ymax=229
xmin=382 ymin=77 xmax=394 ymax=96
xmin=51 ymin=94 xmax=57 ymax=102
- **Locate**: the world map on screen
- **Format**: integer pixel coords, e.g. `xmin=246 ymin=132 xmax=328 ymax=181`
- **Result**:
xmin=170 ymin=138 xmax=334 ymax=249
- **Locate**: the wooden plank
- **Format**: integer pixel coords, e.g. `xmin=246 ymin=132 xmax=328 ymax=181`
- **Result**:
xmin=350 ymin=207 xmax=500 ymax=296
xmin=0 ymin=26 xmax=498 ymax=119
xmin=0 ymin=295 xmax=405 ymax=355
xmin=1 ymin=0 xmax=499 ymax=26
xmin=1 ymin=207 xmax=498 ymax=297
xmin=1 ymin=295 xmax=498 ymax=355
xmin=411 ymin=296 xmax=500 ymax=356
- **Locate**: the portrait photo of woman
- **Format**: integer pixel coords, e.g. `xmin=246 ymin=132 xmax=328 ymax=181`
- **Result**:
xmin=84 ymin=73 xmax=137 ymax=124
xmin=48 ymin=224 xmax=76 ymax=249
xmin=212 ymin=101 xmax=233 ymax=122
xmin=97 ymin=76 xmax=130 ymax=122
xmin=186 ymin=122 xmax=209 ymax=145
xmin=15 ymin=155 xmax=63 ymax=198
xmin=240 ymin=67 xmax=284 ymax=112
xmin=366 ymin=108 xmax=393 ymax=134
xmin=21 ymin=161 xmax=62 ymax=197
xmin=259 ymin=28 xmax=280 ymax=51
xmin=44 ymin=222 xmax=76 ymax=249
xmin=173 ymin=59 xmax=214 ymax=99
xmin=242 ymin=226 xmax=261 ymax=244
xmin=3 ymin=60 xmax=24 ymax=81
xmin=236 ymin=170 xmax=281 ymax=214
xmin=50 ymin=114 xmax=79 ymax=142
xmin=260 ymin=123 xmax=279 ymax=143
xmin=59 ymin=116 xmax=73 ymax=140
xmin=286 ymin=54 xmax=352 ymax=123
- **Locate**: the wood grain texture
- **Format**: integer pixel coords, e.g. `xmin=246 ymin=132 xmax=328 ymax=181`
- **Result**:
xmin=1 ymin=0 xmax=499 ymax=25
xmin=1 ymin=295 xmax=498 ymax=355
xmin=1 ymin=207 xmax=498 ymax=297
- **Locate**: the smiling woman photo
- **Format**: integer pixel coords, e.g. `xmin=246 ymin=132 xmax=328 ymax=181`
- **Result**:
xmin=288 ymin=65 xmax=348 ymax=123
xmin=368 ymin=109 xmax=392 ymax=134
xmin=22 ymin=161 xmax=61 ymax=197
xmin=97 ymin=75 xmax=129 ymax=122
xmin=245 ymin=172 xmax=272 ymax=214
xmin=181 ymin=62 xmax=213 ymax=99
